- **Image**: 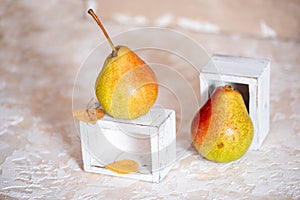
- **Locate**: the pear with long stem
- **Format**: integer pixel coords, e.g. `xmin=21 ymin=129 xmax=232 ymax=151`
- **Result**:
xmin=88 ymin=9 xmax=158 ymax=119
xmin=88 ymin=9 xmax=116 ymax=54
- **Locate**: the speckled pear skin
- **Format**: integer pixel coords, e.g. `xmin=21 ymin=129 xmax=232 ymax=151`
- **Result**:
xmin=95 ymin=45 xmax=158 ymax=119
xmin=191 ymin=85 xmax=254 ymax=162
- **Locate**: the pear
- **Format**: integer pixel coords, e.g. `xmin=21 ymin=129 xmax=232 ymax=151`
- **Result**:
xmin=95 ymin=45 xmax=158 ymax=119
xmin=191 ymin=85 xmax=254 ymax=162
xmin=88 ymin=9 xmax=158 ymax=119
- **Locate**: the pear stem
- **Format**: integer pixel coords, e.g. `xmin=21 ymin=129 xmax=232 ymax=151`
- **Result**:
xmin=224 ymin=85 xmax=234 ymax=91
xmin=88 ymin=9 xmax=117 ymax=53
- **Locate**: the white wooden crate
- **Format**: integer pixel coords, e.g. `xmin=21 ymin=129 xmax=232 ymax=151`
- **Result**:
xmin=200 ymin=55 xmax=270 ymax=150
xmin=79 ymin=107 xmax=176 ymax=183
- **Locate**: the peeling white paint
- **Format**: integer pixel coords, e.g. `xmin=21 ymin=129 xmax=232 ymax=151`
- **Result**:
xmin=177 ymin=17 xmax=220 ymax=33
xmin=154 ymin=13 xmax=173 ymax=27
xmin=114 ymin=13 xmax=148 ymax=26
xmin=260 ymin=20 xmax=277 ymax=38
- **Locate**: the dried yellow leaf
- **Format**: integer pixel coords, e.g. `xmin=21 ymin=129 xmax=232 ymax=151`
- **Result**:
xmin=73 ymin=109 xmax=105 ymax=124
xmin=104 ymin=160 xmax=139 ymax=174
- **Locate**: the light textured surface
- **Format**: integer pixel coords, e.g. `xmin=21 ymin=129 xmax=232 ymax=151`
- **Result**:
xmin=1 ymin=1 xmax=300 ymax=199
xmin=97 ymin=0 xmax=300 ymax=40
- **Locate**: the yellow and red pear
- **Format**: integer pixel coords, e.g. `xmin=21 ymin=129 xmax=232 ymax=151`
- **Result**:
xmin=191 ymin=85 xmax=254 ymax=162
xmin=95 ymin=45 xmax=158 ymax=119
xmin=88 ymin=9 xmax=158 ymax=119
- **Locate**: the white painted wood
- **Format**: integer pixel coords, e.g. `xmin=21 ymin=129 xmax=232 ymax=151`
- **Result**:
xmin=200 ymin=55 xmax=270 ymax=150
xmin=79 ymin=108 xmax=176 ymax=183
xmin=158 ymin=111 xmax=176 ymax=180
xmin=80 ymin=121 xmax=91 ymax=171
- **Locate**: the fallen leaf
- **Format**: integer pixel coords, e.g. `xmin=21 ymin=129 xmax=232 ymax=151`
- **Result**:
xmin=73 ymin=109 xmax=105 ymax=124
xmin=104 ymin=160 xmax=139 ymax=174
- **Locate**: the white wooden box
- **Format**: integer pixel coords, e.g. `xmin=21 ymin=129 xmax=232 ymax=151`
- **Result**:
xmin=79 ymin=108 xmax=176 ymax=183
xmin=200 ymin=55 xmax=270 ymax=150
